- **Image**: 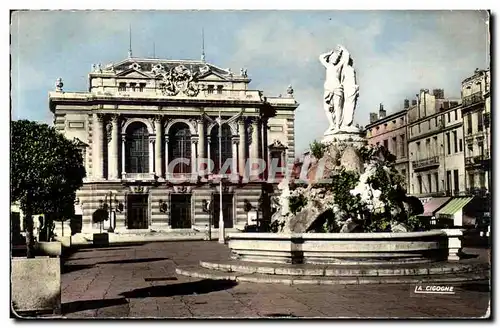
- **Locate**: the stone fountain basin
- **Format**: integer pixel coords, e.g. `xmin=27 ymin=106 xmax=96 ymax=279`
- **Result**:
xmin=227 ymin=231 xmax=449 ymax=265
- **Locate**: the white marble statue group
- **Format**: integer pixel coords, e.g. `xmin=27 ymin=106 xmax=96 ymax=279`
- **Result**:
xmin=319 ymin=45 xmax=360 ymax=135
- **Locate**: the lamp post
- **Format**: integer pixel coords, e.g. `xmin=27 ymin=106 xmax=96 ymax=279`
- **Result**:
xmin=216 ymin=110 xmax=225 ymax=244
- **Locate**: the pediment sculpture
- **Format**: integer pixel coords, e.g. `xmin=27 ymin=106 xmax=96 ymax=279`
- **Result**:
xmin=160 ymin=65 xmax=201 ymax=97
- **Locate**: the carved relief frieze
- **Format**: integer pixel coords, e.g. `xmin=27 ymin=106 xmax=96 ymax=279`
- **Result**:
xmin=160 ymin=65 xmax=200 ymax=97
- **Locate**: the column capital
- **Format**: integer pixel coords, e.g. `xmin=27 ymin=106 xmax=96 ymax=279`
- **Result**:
xmin=151 ymin=115 xmax=163 ymax=124
xmin=164 ymin=135 xmax=169 ymax=143
xmin=191 ymin=136 xmax=199 ymax=145
xmin=189 ymin=118 xmax=199 ymax=131
xmin=149 ymin=136 xmax=156 ymax=144
xmin=232 ymin=136 xmax=240 ymax=145
xmin=106 ymin=121 xmax=112 ymax=143
xmin=121 ymin=135 xmax=127 ymax=143
xmin=109 ymin=114 xmax=120 ymax=123
xmin=96 ymin=113 xmax=106 ymax=122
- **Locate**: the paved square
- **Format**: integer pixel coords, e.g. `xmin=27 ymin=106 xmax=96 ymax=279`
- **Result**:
xmin=61 ymin=241 xmax=490 ymax=318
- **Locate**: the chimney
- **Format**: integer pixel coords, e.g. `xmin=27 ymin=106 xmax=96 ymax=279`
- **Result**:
xmin=404 ymin=99 xmax=410 ymax=109
xmin=411 ymin=99 xmax=417 ymax=106
xmin=379 ymin=103 xmax=386 ymax=118
xmin=369 ymin=112 xmax=378 ymax=123
xmin=432 ymin=89 xmax=444 ymax=99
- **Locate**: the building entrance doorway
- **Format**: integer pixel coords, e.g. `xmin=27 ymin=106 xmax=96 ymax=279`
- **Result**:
xmin=127 ymin=194 xmax=149 ymax=229
xmin=213 ymin=194 xmax=234 ymax=229
xmin=170 ymin=194 xmax=192 ymax=229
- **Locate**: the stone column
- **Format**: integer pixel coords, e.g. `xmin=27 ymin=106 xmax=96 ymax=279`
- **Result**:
xmin=238 ymin=119 xmax=246 ymax=177
xmin=250 ymin=118 xmax=260 ymax=160
xmin=149 ymin=136 xmax=155 ymax=174
xmin=191 ymin=138 xmax=198 ymax=175
xmin=164 ymin=135 xmax=169 ymax=179
xmin=92 ymin=113 xmax=104 ymax=180
xmin=197 ymin=117 xmax=205 ymax=159
xmin=154 ymin=117 xmax=163 ymax=178
xmin=232 ymin=137 xmax=239 ymax=179
xmin=108 ymin=115 xmax=119 ymax=180
xmin=121 ymin=135 xmax=126 ymax=177
xmin=207 ymin=136 xmax=211 ymax=170
xmin=261 ymin=117 xmax=269 ymax=180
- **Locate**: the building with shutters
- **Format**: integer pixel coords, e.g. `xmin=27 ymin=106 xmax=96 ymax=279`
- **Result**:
xmin=364 ymin=103 xmax=410 ymax=188
xmin=48 ymin=56 xmax=298 ymax=234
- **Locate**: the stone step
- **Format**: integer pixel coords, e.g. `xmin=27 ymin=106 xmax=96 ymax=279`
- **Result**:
xmin=199 ymin=260 xmax=489 ymax=277
xmin=175 ymin=266 xmax=490 ymax=285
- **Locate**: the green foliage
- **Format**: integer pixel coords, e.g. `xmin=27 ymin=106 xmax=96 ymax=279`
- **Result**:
xmin=309 ymin=140 xmax=326 ymax=159
xmin=289 ymin=193 xmax=308 ymax=215
xmin=331 ymin=169 xmax=361 ymax=217
xmin=11 ymin=120 xmax=86 ymax=256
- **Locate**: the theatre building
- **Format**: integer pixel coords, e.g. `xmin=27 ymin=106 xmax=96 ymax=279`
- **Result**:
xmin=49 ymin=56 xmax=298 ymax=234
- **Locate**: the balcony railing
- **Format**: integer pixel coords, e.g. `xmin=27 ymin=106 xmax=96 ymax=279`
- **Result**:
xmin=412 ymin=156 xmax=439 ymax=170
xmin=465 ymin=154 xmax=491 ymax=170
xmin=122 ymin=172 xmax=156 ymax=180
xmin=462 ymin=91 xmax=484 ymax=107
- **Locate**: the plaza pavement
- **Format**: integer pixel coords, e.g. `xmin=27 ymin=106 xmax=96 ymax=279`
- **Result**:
xmin=61 ymin=241 xmax=491 ymax=319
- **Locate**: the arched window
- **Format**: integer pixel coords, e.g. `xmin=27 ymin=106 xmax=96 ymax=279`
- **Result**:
xmin=169 ymin=122 xmax=192 ymax=174
xmin=125 ymin=122 xmax=149 ymax=173
xmin=210 ymin=124 xmax=232 ymax=173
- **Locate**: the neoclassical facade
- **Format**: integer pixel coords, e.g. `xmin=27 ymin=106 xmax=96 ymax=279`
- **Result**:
xmin=49 ymin=57 xmax=298 ymax=233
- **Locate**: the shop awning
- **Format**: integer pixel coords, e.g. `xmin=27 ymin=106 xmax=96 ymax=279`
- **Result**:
xmin=436 ymin=197 xmax=474 ymax=217
xmin=420 ymin=197 xmax=451 ymax=217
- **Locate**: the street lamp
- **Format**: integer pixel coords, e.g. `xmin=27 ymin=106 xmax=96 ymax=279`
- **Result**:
xmin=216 ymin=110 xmax=225 ymax=244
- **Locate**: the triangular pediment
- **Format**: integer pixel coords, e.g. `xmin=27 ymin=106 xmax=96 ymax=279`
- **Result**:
xmin=198 ymin=72 xmax=228 ymax=82
xmin=116 ymin=68 xmax=151 ymax=78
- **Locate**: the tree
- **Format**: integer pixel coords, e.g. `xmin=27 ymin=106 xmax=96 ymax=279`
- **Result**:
xmin=11 ymin=120 xmax=86 ymax=257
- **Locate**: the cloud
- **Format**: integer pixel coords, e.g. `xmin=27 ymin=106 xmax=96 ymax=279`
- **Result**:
xmin=227 ymin=11 xmax=489 ymax=154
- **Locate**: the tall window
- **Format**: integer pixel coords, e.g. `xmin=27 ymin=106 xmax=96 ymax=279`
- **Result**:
xmin=478 ymin=112 xmax=484 ymax=132
xmin=400 ymin=135 xmax=405 ymax=157
xmin=416 ymin=142 xmax=421 ymax=160
xmin=453 ymin=131 xmax=458 ymax=153
xmin=453 ymin=170 xmax=459 ymax=193
xmin=467 ymin=114 xmax=473 ymax=134
xmin=434 ymin=172 xmax=439 ymax=192
xmin=210 ymin=124 xmax=232 ymax=173
xmin=478 ymin=141 xmax=484 ymax=157
xmin=426 ymin=138 xmax=431 ymax=158
xmin=447 ymin=112 xmax=450 ymax=123
xmin=454 ymin=109 xmax=458 ymax=121
xmin=446 ymin=133 xmax=451 ymax=155
xmin=427 ymin=174 xmax=432 ymax=193
xmin=446 ymin=171 xmax=452 ymax=193
xmin=479 ymin=172 xmax=486 ymax=188
xmin=469 ymin=173 xmax=475 ymax=189
xmin=459 ymin=139 xmax=463 ymax=152
xmin=417 ymin=176 xmax=422 ymax=194
xmin=392 ymin=137 xmax=397 ymax=157
xmin=383 ymin=139 xmax=388 ymax=150
xmin=125 ymin=122 xmax=149 ymax=173
xmin=169 ymin=123 xmax=192 ymax=174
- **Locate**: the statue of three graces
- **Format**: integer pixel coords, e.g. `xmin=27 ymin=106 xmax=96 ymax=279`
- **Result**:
xmin=319 ymin=45 xmax=360 ymax=135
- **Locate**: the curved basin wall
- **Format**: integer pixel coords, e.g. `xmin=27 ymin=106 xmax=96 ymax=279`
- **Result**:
xmin=227 ymin=231 xmax=449 ymax=265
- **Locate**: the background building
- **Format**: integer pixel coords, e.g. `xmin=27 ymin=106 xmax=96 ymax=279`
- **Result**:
xmin=407 ymin=89 xmax=462 ymax=198
xmin=461 ymin=68 xmax=491 ymax=195
xmin=49 ymin=56 xmax=298 ymax=235
xmin=365 ymin=103 xmax=409 ymax=188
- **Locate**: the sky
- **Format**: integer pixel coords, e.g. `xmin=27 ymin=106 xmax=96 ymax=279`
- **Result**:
xmin=10 ymin=10 xmax=490 ymax=154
